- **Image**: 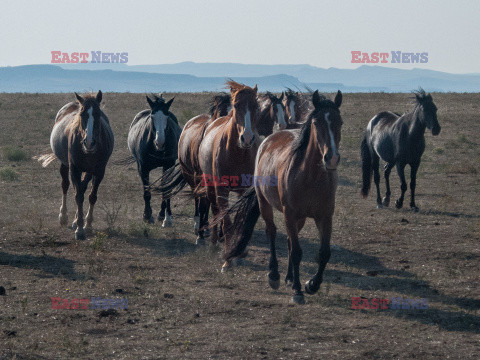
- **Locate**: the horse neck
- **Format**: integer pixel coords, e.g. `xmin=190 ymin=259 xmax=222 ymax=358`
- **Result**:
xmin=298 ymin=124 xmax=325 ymax=180
xmin=410 ymin=106 xmax=426 ymax=138
xmin=258 ymin=103 xmax=274 ymax=135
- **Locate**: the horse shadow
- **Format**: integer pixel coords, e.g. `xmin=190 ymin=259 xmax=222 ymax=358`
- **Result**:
xmin=238 ymin=231 xmax=480 ymax=333
xmin=123 ymin=231 xmax=197 ymax=257
xmin=0 ymin=251 xmax=82 ymax=281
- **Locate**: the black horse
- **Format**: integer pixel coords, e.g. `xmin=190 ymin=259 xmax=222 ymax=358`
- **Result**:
xmin=128 ymin=94 xmax=182 ymax=225
xmin=361 ymin=89 xmax=441 ymax=212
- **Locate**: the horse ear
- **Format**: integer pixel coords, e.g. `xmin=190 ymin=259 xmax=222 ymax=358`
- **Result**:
xmin=253 ymin=85 xmax=258 ymax=93
xmin=280 ymin=92 xmax=285 ymax=101
xmin=312 ymin=90 xmax=321 ymax=108
xmin=146 ymin=95 xmax=155 ymax=108
xmin=166 ymin=97 xmax=175 ymax=110
xmin=334 ymin=90 xmax=342 ymax=108
xmin=74 ymin=92 xmax=84 ymax=105
xmin=96 ymin=90 xmax=102 ymax=104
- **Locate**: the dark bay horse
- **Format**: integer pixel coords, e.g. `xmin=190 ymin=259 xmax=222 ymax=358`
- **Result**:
xmin=361 ymin=89 xmax=441 ymax=211
xmin=284 ymin=89 xmax=308 ymax=129
xmin=170 ymin=93 xmax=231 ymax=243
xmin=128 ymin=94 xmax=182 ymax=226
xmin=49 ymin=91 xmax=114 ymax=240
xmin=257 ymin=92 xmax=287 ymax=136
xmin=222 ymin=90 xmax=343 ymax=304
xmin=198 ymin=81 xmax=260 ymax=268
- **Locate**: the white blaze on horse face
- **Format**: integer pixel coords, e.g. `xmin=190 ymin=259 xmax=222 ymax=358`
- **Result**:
xmin=152 ymin=111 xmax=167 ymax=149
xmin=242 ymin=108 xmax=254 ymax=145
xmin=276 ymin=104 xmax=286 ymax=129
xmin=86 ymin=107 xmax=94 ymax=148
xmin=289 ymin=101 xmax=295 ymax=122
xmin=325 ymin=112 xmax=339 ymax=167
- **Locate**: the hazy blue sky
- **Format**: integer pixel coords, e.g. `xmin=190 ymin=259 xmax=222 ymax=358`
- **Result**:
xmin=1 ymin=0 xmax=479 ymax=73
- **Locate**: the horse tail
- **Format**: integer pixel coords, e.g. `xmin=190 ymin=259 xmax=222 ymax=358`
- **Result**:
xmin=151 ymin=160 xmax=187 ymax=199
xmin=223 ymin=187 xmax=260 ymax=261
xmin=360 ymin=134 xmax=372 ymax=198
xmin=33 ymin=153 xmax=56 ymax=168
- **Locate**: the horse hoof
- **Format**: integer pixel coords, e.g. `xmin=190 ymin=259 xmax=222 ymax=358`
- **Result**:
xmin=268 ymin=276 xmax=280 ymax=290
xmin=221 ymin=262 xmax=233 ymax=273
xmin=75 ymin=228 xmax=86 ymax=240
xmin=382 ymin=197 xmax=390 ymax=207
xmin=376 ymin=204 xmax=383 ymax=209
xmin=395 ymin=200 xmax=403 ymax=209
xmin=204 ymin=228 xmax=211 ymax=237
xmin=162 ymin=219 xmax=173 ymax=228
xmin=305 ymin=280 xmax=319 ymax=295
xmin=195 ymin=236 xmax=206 ymax=246
xmin=291 ymin=293 xmax=306 ymax=305
xmin=411 ymin=206 xmax=419 ymax=213
xmin=143 ymin=216 xmax=155 ymax=224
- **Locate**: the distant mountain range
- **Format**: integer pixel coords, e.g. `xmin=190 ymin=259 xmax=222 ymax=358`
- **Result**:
xmin=0 ymin=62 xmax=479 ymax=93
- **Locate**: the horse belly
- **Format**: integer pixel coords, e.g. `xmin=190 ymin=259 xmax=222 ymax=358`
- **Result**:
xmin=50 ymin=119 xmax=69 ymax=165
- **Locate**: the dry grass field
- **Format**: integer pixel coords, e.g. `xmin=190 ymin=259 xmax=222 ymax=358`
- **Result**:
xmin=0 ymin=92 xmax=479 ymax=359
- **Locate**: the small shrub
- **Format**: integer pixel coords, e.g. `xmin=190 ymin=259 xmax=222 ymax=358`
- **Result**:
xmin=2 ymin=146 xmax=27 ymax=161
xmin=90 ymin=232 xmax=108 ymax=251
xmin=0 ymin=167 xmax=19 ymax=181
xmin=433 ymin=147 xmax=444 ymax=154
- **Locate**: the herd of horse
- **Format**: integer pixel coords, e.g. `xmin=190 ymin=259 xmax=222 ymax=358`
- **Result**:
xmin=38 ymin=81 xmax=441 ymax=304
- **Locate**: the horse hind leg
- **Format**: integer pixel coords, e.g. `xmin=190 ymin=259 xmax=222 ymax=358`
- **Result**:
xmin=193 ymin=197 xmax=200 ymax=234
xmin=382 ymin=163 xmax=394 ymax=206
xmin=261 ymin=200 xmax=279 ymax=290
xmin=372 ymin=154 xmax=383 ymax=208
xmin=395 ymin=162 xmax=407 ymax=209
xmin=409 ymin=162 xmax=420 ymax=212
xmin=159 ymin=198 xmax=173 ymax=228
xmin=59 ymin=164 xmax=69 ymax=226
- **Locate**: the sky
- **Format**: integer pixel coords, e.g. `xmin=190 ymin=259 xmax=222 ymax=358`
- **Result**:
xmin=0 ymin=0 xmax=479 ymax=73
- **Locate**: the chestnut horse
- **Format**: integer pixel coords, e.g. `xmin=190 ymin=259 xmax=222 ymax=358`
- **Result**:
xmin=283 ymin=88 xmax=308 ymax=129
xmin=361 ymin=89 xmax=441 ymax=211
xmin=257 ymin=92 xmax=287 ymax=136
xmin=128 ymin=94 xmax=181 ymax=226
xmin=198 ymin=81 xmax=260 ymax=268
xmin=48 ymin=91 xmax=114 ymax=240
xmin=222 ymin=90 xmax=343 ymax=304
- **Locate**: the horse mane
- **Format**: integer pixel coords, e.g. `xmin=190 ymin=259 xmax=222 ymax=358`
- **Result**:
xmin=208 ymin=93 xmax=231 ymax=116
xmin=291 ymin=94 xmax=337 ymax=156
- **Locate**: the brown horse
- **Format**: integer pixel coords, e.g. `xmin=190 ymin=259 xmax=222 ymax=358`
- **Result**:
xmin=198 ymin=81 xmax=260 ymax=269
xmin=47 ymin=91 xmax=114 ymax=240
xmin=157 ymin=93 xmax=232 ymax=244
xmin=284 ymin=89 xmax=309 ymax=129
xmin=222 ymin=90 xmax=343 ymax=304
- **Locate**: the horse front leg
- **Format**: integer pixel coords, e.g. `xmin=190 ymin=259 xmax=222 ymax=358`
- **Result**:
xmin=59 ymin=164 xmax=70 ymax=226
xmin=72 ymin=172 xmax=92 ymax=231
xmin=383 ymin=163 xmax=395 ymax=206
xmin=409 ymin=162 xmax=420 ymax=212
xmin=395 ymin=162 xmax=407 ymax=209
xmin=305 ymin=216 xmax=332 ymax=295
xmin=193 ymin=197 xmax=200 ymax=234
xmin=70 ymin=166 xmax=86 ymax=240
xmin=85 ymin=171 xmax=105 ymax=234
xmin=283 ymin=208 xmax=304 ymax=304
xmin=195 ymin=197 xmax=209 ymax=245
xmin=139 ymin=166 xmax=154 ymax=223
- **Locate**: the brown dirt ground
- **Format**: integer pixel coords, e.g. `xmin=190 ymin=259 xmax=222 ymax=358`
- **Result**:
xmin=0 ymin=92 xmax=479 ymax=359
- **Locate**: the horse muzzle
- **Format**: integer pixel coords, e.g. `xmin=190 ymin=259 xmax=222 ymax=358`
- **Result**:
xmin=325 ymin=153 xmax=340 ymax=171
xmin=432 ymin=125 xmax=441 ymax=136
xmin=83 ymin=139 xmax=97 ymax=154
